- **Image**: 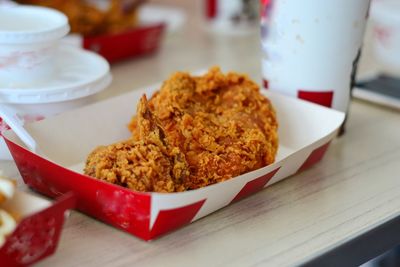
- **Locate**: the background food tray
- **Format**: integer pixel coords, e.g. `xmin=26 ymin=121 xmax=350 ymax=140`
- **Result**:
xmin=0 ymin=192 xmax=75 ymax=266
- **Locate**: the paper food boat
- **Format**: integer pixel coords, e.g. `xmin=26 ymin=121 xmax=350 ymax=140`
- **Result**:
xmin=0 ymin=191 xmax=75 ymax=266
xmin=3 ymin=86 xmax=344 ymax=241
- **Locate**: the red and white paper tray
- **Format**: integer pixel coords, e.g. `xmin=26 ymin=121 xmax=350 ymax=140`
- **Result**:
xmin=2 ymin=86 xmax=344 ymax=241
xmin=0 ymin=191 xmax=75 ymax=266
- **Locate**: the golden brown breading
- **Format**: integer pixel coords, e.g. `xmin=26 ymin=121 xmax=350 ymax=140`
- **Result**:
xmin=86 ymin=67 xmax=278 ymax=192
xmin=129 ymin=67 xmax=278 ymax=190
xmin=84 ymin=96 xmax=189 ymax=192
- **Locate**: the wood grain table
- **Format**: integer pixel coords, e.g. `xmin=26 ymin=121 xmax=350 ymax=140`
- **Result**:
xmin=1 ymin=2 xmax=400 ymax=267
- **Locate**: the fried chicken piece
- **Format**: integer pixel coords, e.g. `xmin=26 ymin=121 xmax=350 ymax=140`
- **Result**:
xmin=86 ymin=67 xmax=277 ymax=192
xmin=129 ymin=67 xmax=278 ymax=189
xmin=84 ymin=96 xmax=189 ymax=192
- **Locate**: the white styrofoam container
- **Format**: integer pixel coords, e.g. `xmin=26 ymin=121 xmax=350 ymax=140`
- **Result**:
xmin=0 ymin=5 xmax=69 ymax=88
xmin=0 ymin=45 xmax=112 ymax=160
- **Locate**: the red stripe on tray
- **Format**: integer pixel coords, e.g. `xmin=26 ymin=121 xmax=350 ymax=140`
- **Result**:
xmin=231 ymin=167 xmax=280 ymax=203
xmin=3 ymin=136 xmax=153 ymax=240
xmin=205 ymin=0 xmax=218 ymax=19
xmin=298 ymin=90 xmax=334 ymax=108
xmin=298 ymin=142 xmax=331 ymax=172
xmin=150 ymin=199 xmax=206 ymax=238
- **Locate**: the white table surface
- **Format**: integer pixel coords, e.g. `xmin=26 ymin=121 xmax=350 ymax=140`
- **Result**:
xmin=1 ymin=1 xmax=400 ymax=266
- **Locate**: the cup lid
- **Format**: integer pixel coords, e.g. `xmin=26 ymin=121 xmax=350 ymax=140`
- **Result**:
xmin=0 ymin=5 xmax=70 ymax=44
xmin=0 ymin=45 xmax=111 ymax=104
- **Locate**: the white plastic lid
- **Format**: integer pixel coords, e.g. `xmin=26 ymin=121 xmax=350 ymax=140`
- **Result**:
xmin=0 ymin=5 xmax=69 ymax=44
xmin=371 ymin=0 xmax=400 ymax=24
xmin=0 ymin=45 xmax=112 ymax=104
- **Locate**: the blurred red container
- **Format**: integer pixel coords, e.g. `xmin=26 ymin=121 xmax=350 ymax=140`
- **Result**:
xmin=0 ymin=192 xmax=75 ymax=267
xmin=82 ymin=23 xmax=165 ymax=63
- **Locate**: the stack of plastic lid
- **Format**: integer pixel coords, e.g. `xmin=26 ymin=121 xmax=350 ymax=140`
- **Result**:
xmin=0 ymin=5 xmax=112 ymax=159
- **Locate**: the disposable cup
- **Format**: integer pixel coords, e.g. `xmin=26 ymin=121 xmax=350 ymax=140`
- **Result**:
xmin=261 ymin=0 xmax=371 ymax=113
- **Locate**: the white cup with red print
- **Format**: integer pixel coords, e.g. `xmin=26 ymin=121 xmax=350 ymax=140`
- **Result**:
xmin=260 ymin=0 xmax=371 ymax=113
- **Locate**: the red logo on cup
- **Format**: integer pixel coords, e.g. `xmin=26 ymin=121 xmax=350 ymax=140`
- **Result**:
xmin=297 ymin=90 xmax=334 ymax=108
xmin=205 ymin=0 xmax=218 ymax=19
xmin=261 ymin=0 xmax=273 ymax=18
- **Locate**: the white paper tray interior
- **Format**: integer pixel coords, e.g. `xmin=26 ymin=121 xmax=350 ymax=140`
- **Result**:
xmin=5 ymin=87 xmax=345 ymax=225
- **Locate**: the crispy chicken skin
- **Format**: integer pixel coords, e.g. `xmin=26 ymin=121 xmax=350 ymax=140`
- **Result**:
xmin=128 ymin=67 xmax=278 ymax=190
xmin=84 ymin=96 xmax=189 ymax=192
xmin=85 ymin=67 xmax=278 ymax=192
